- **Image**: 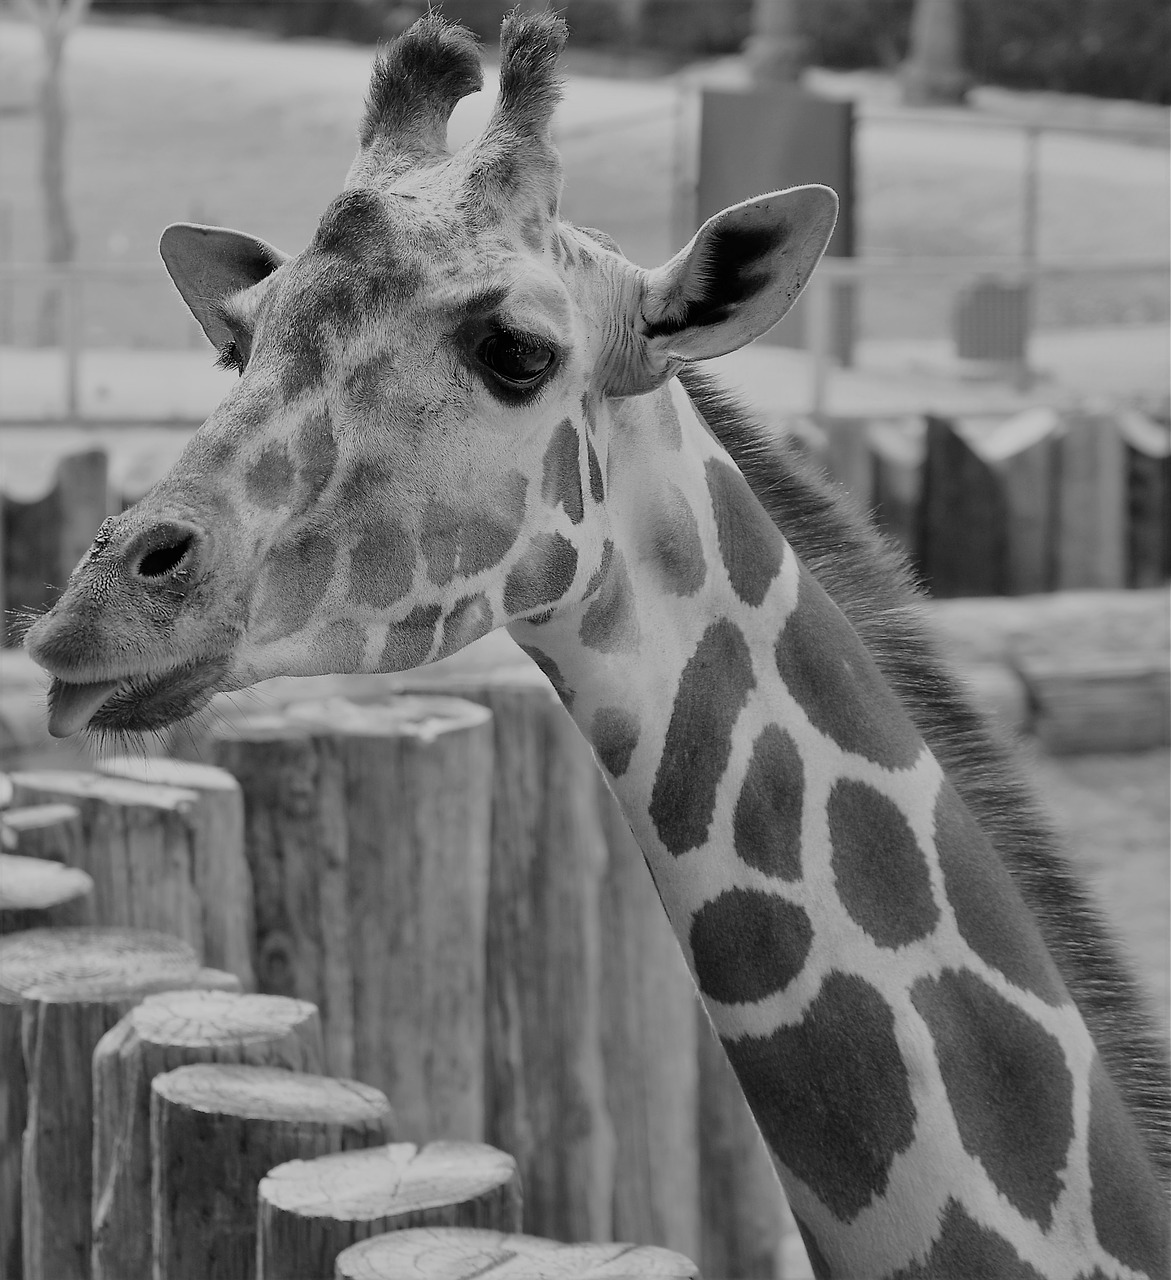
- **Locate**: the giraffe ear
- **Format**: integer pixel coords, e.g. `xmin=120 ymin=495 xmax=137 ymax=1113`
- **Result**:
xmin=159 ymin=223 xmax=288 ymax=349
xmin=639 ymin=185 xmax=838 ymax=368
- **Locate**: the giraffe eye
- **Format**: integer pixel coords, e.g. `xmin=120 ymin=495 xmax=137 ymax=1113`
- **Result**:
xmin=478 ymin=332 xmax=556 ymax=391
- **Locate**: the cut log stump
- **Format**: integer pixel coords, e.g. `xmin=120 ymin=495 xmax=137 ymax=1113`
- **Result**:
xmin=96 ymin=755 xmax=256 ymax=988
xmin=151 ymin=1062 xmax=395 ymax=1280
xmin=207 ymin=696 xmax=493 ymax=1140
xmin=333 ymin=1229 xmax=700 ymax=1279
xmin=92 ymin=989 xmax=325 ymax=1280
xmin=0 ymin=802 xmax=83 ymax=862
xmin=0 ymin=926 xmax=200 ymax=1280
xmin=258 ymin=1141 xmax=520 ymax=1280
xmin=19 ymin=966 xmax=239 ymax=1280
xmin=0 ymin=852 xmax=93 ymax=933
xmin=8 ymin=771 xmax=207 ymax=956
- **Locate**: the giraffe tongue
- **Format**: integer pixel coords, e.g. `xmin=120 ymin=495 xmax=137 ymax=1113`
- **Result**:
xmin=47 ymin=678 xmax=122 ymax=738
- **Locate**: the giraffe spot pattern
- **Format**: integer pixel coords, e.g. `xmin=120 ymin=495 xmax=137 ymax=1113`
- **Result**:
xmin=655 ymin=392 xmax=683 ymax=449
xmin=520 ymin=644 xmax=574 ymax=711
xmin=379 ymin=602 xmax=441 ymax=671
xmin=733 ymin=724 xmax=803 ymax=880
xmin=705 ymin=458 xmax=782 ymax=606
xmin=691 ymin=887 xmax=812 ymax=1005
xmin=503 ymin=532 xmax=578 ymax=617
xmin=828 ymin=779 xmax=939 ymax=947
xmin=910 ymin=968 xmax=1072 ymax=1229
xmin=649 ymin=618 xmax=755 ymax=855
xmin=933 ymin=786 xmax=1067 ymax=1005
xmin=255 ymin=526 xmax=338 ymax=641
xmin=348 ymin=519 xmax=414 ymax=610
xmin=645 ymin=483 xmax=706 ymax=598
xmin=420 ymin=471 xmax=528 ymax=584
xmin=888 ymin=1199 xmax=1046 ymax=1279
xmin=293 ymin=410 xmax=338 ymax=508
xmin=541 ymin=418 xmax=584 ymax=525
xmin=579 ymin=549 xmax=638 ymax=653
xmin=775 ymin=569 xmax=921 ymax=769
xmin=580 ymin=390 xmax=597 ymax=433
xmin=583 ymin=538 xmax=613 ymax=600
xmin=244 ymin=442 xmax=294 ymax=508
xmin=312 ymin=618 xmax=366 ymax=672
xmin=586 ymin=437 xmax=604 ymax=503
xmin=1085 ymin=1056 xmax=1170 ymax=1277
xmin=438 ymin=593 xmax=494 ymax=658
xmin=591 ymin=706 xmax=640 ymax=777
xmin=722 ymin=971 xmax=916 ymax=1220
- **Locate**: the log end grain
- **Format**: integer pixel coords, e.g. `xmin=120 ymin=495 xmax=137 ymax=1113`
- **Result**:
xmin=334 ymin=1229 xmax=700 ymax=1279
xmin=0 ymin=853 xmax=93 ymax=933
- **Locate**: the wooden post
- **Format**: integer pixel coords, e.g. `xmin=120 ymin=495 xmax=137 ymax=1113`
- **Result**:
xmin=698 ymin=1023 xmax=788 ymax=1279
xmin=820 ymin=416 xmax=872 ymax=507
xmin=1117 ymin=407 xmax=1171 ymax=588
xmin=0 ymin=852 xmax=92 ymax=933
xmin=1054 ymin=410 xmax=1127 ymax=590
xmin=1 ymin=448 xmax=108 ymax=641
xmin=95 ymin=755 xmax=256 ymax=989
xmin=333 ymin=1229 xmax=700 ymax=1279
xmin=92 ymin=989 xmax=324 ymax=1280
xmin=367 ymin=669 xmax=615 ymax=1242
xmin=0 ymin=926 xmax=200 ymax=1280
xmin=918 ymin=414 xmax=1006 ymax=597
xmin=151 ymin=1062 xmax=395 ymax=1280
xmin=258 ymin=1141 xmax=521 ymax=1279
xmin=9 ymin=771 xmax=206 ymax=956
xmin=1 ymin=802 xmax=82 ymax=862
xmin=19 ymin=968 xmax=239 ymax=1280
xmin=211 ymin=696 xmax=493 ymax=1142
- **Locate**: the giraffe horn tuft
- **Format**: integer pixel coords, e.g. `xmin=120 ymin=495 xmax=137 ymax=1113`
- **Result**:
xmin=356 ymin=13 xmax=483 ymax=171
xmin=495 ymin=8 xmax=569 ymax=138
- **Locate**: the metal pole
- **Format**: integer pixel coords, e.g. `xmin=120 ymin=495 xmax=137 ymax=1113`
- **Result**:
xmin=1018 ymin=125 xmax=1041 ymax=389
xmin=63 ymin=266 xmax=80 ymax=418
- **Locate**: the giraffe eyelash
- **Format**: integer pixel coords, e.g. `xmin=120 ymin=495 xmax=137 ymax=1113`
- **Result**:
xmin=215 ymin=341 xmax=245 ymax=375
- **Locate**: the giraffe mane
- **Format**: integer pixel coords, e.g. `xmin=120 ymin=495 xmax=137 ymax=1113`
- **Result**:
xmin=679 ymin=365 xmax=1171 ymax=1188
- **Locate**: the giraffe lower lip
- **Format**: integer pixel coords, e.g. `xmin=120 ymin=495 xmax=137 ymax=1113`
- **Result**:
xmin=46 ymin=657 xmax=231 ymax=736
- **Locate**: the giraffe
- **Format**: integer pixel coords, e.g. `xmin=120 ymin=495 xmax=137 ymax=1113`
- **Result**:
xmin=23 ymin=13 xmax=1170 ymax=1277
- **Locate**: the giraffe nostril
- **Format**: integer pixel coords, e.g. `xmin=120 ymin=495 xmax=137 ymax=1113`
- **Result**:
xmin=130 ymin=526 xmax=201 ymax=581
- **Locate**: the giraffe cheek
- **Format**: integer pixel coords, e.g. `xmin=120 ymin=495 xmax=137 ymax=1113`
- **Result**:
xmin=253 ymin=528 xmax=338 ymax=643
xmin=311 ymin=618 xmax=367 ymax=673
xmin=378 ymin=602 xmax=441 ymax=671
xmin=437 ymin=594 xmax=494 ymax=659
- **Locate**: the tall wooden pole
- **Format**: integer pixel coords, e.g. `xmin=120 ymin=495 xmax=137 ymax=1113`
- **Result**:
xmin=900 ymin=0 xmax=969 ymax=105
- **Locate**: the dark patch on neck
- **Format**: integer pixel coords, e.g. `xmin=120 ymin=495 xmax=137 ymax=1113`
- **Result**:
xmin=691 ymin=887 xmax=812 ymax=1005
xmin=775 ymin=568 xmax=921 ymax=769
xmin=591 ymin=705 xmax=639 ymax=777
xmin=933 ymin=786 xmax=1067 ymax=1005
xmin=1085 ymin=1057 xmax=1171 ymax=1276
xmin=585 ymin=437 xmax=604 ymax=503
xmin=520 ymin=643 xmax=574 ymax=711
xmin=348 ymin=518 xmax=415 ymax=610
xmin=438 ymin=593 xmax=494 ymax=658
xmin=379 ymin=601 xmax=441 ymax=670
xmin=254 ymin=524 xmax=338 ymax=643
xmin=541 ymin=418 xmax=584 ymax=524
xmin=705 ymin=458 xmax=782 ymax=607
xmin=828 ymin=779 xmax=939 ymax=947
xmin=722 ymin=970 xmax=915 ymax=1220
xmin=649 ymin=618 xmax=755 ymax=855
xmin=644 ymin=220 xmax=784 ymax=339
xmin=733 ymin=724 xmax=802 ymax=879
xmin=579 ymin=549 xmax=638 ymax=653
xmin=645 ymin=482 xmax=706 ymax=598
xmin=910 ymin=968 xmax=1072 ymax=1228
xmin=503 ymin=531 xmax=578 ymax=617
xmin=888 ymin=1199 xmax=1046 ymax=1279
xmin=583 ymin=538 xmax=613 ymax=600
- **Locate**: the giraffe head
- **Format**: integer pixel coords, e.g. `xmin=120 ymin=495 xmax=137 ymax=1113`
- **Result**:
xmin=25 ymin=11 xmax=836 ymax=738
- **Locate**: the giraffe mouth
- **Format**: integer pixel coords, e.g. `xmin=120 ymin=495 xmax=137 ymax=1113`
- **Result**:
xmin=46 ymin=655 xmax=232 ymax=738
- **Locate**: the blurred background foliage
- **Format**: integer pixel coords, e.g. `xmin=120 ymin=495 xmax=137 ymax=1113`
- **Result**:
xmin=86 ymin=0 xmax=1170 ymax=103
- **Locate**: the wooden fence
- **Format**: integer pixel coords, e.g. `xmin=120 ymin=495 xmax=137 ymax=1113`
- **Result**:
xmin=2 ymin=407 xmax=1167 ymax=644
xmin=0 ymin=674 xmax=797 ymax=1279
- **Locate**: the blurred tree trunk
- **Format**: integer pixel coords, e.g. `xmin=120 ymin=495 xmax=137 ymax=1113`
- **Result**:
xmin=744 ymin=0 xmax=805 ymax=85
xmin=16 ymin=0 xmax=89 ymax=345
xmin=900 ymin=0 xmax=969 ymax=105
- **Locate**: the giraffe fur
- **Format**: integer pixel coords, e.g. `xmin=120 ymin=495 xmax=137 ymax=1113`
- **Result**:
xmin=23 ymin=13 xmax=1169 ymax=1277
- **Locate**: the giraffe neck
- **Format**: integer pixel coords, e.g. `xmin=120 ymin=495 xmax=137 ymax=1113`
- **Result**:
xmin=509 ymin=380 xmax=1168 ymax=1279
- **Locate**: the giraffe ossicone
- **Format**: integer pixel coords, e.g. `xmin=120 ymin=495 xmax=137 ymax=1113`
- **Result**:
xmin=25 ymin=13 xmax=1169 ymax=1278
